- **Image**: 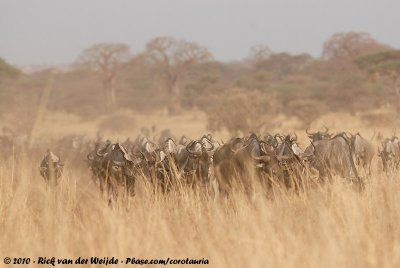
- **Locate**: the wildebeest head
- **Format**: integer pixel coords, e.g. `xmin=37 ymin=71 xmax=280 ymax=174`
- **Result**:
xmin=95 ymin=143 xmax=136 ymax=198
xmin=253 ymin=153 xmax=286 ymax=182
xmin=263 ymin=133 xmax=280 ymax=151
xmin=163 ymin=137 xmax=178 ymax=155
xmin=231 ymin=134 xmax=267 ymax=172
xmin=275 ymin=135 xmax=296 ymax=158
xmin=104 ymin=143 xmax=135 ymax=181
xmin=87 ymin=140 xmax=113 ymax=175
xmin=306 ymin=127 xmax=331 ymax=142
xmin=40 ymin=151 xmax=63 ymax=186
xmin=241 ymin=133 xmax=262 ymax=157
xmin=185 ymin=140 xmax=214 ymax=184
xmin=200 ymin=134 xmax=218 ymax=152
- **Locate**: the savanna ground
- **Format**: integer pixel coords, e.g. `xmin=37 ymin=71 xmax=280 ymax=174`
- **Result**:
xmin=1 ymin=111 xmax=400 ymax=268
xmin=2 ymin=32 xmax=400 ymax=267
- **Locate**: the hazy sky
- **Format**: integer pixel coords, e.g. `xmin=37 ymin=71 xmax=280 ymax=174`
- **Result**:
xmin=1 ymin=0 xmax=399 ymax=66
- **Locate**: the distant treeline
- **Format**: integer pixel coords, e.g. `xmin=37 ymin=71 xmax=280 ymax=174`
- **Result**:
xmin=1 ymin=31 xmax=400 ymax=134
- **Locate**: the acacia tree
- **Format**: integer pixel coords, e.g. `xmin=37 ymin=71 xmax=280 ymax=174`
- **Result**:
xmin=145 ymin=37 xmax=212 ymax=111
xmin=78 ymin=43 xmax=130 ymax=105
xmin=357 ymin=50 xmax=400 ymax=111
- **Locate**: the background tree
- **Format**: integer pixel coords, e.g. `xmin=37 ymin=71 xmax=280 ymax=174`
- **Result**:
xmin=357 ymin=50 xmax=400 ymax=111
xmin=77 ymin=43 xmax=130 ymax=105
xmin=322 ymin=32 xmax=387 ymax=70
xmin=255 ymin=52 xmax=312 ymax=79
xmin=206 ymin=88 xmax=278 ymax=136
xmin=247 ymin=44 xmax=272 ymax=67
xmin=145 ymin=37 xmax=212 ymax=112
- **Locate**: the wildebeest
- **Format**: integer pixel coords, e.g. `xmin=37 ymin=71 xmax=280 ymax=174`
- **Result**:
xmin=306 ymin=133 xmax=362 ymax=189
xmin=102 ymin=143 xmax=136 ymax=200
xmin=214 ymin=134 xmax=276 ymax=195
xmin=379 ymin=136 xmax=400 ymax=173
xmin=349 ymin=133 xmax=374 ymax=175
xmin=136 ymin=140 xmax=173 ymax=193
xmin=39 ymin=150 xmax=63 ymax=187
xmin=88 ymin=143 xmax=136 ymax=203
xmin=213 ymin=137 xmax=243 ymax=167
xmin=87 ymin=140 xmax=113 ymax=185
xmin=174 ymin=139 xmax=214 ymax=187
xmin=267 ymin=134 xmax=316 ymax=191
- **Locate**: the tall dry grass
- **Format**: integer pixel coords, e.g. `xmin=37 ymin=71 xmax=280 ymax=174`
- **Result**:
xmin=1 ymin=150 xmax=400 ymax=268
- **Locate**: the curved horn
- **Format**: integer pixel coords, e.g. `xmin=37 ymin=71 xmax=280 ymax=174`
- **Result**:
xmin=306 ymin=127 xmax=312 ymax=135
xmin=323 ymin=126 xmax=329 ymax=134
xmin=202 ymin=136 xmax=213 ymax=143
xmin=186 ymin=141 xmax=202 ymax=156
xmin=201 ymin=136 xmax=214 ymax=151
xmin=201 ymin=133 xmax=213 ymax=141
xmin=277 ymin=135 xmax=285 ymax=142
xmin=259 ymin=141 xmax=275 ymax=154
xmin=166 ymin=137 xmax=177 ymax=146
xmin=96 ymin=143 xmax=111 ymax=157
xmin=200 ymin=135 xmax=212 ymax=144
xmin=305 ymin=143 xmax=316 ymax=155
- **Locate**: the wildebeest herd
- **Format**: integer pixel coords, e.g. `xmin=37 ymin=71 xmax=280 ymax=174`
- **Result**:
xmin=16 ymin=128 xmax=400 ymax=203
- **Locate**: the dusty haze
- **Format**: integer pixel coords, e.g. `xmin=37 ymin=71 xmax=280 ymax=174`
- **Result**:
xmin=1 ymin=0 xmax=400 ymax=65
